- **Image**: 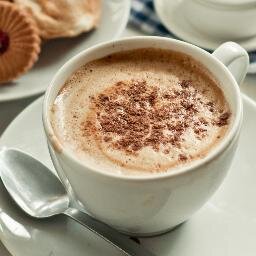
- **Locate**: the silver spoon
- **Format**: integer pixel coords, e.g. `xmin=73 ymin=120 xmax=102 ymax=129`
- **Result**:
xmin=0 ymin=148 xmax=155 ymax=256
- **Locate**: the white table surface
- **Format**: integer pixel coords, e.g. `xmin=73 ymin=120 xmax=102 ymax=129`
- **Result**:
xmin=0 ymin=26 xmax=256 ymax=255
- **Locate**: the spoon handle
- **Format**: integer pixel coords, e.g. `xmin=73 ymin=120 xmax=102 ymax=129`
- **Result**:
xmin=64 ymin=208 xmax=156 ymax=256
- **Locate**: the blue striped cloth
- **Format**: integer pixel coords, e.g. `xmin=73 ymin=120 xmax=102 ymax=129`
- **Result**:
xmin=129 ymin=0 xmax=256 ymax=67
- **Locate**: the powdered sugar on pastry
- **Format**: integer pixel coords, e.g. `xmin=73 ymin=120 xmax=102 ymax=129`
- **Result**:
xmin=13 ymin=0 xmax=101 ymax=39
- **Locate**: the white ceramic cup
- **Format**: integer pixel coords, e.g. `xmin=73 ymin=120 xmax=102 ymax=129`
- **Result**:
xmin=43 ymin=37 xmax=249 ymax=236
xmin=184 ymin=0 xmax=256 ymax=40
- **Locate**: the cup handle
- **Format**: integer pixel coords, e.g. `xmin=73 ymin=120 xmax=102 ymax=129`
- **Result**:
xmin=212 ymin=42 xmax=249 ymax=85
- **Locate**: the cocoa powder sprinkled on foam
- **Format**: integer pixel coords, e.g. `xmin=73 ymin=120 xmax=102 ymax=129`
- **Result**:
xmin=82 ymin=79 xmax=231 ymax=160
xmin=216 ymin=112 xmax=231 ymax=126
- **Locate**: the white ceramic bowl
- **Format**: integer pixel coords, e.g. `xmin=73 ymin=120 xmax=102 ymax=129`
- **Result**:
xmin=43 ymin=37 xmax=248 ymax=236
xmin=184 ymin=0 xmax=256 ymax=40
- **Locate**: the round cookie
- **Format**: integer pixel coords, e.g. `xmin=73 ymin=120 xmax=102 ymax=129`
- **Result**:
xmin=0 ymin=1 xmax=41 ymax=84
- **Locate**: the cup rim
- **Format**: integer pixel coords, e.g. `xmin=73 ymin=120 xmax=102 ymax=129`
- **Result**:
xmin=43 ymin=36 xmax=242 ymax=181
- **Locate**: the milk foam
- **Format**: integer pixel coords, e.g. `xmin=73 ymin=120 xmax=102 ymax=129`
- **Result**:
xmin=51 ymin=48 xmax=231 ymax=175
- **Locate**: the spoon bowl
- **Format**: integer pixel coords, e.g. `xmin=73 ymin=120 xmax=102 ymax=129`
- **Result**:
xmin=0 ymin=148 xmax=69 ymax=218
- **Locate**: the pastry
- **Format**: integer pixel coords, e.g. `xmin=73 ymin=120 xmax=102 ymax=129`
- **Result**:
xmin=0 ymin=1 xmax=41 ymax=83
xmin=13 ymin=0 xmax=101 ymax=39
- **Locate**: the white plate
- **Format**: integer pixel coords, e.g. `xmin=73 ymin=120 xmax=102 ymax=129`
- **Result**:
xmin=154 ymin=0 xmax=256 ymax=74
xmin=0 ymin=0 xmax=130 ymax=103
xmin=0 ymin=94 xmax=256 ymax=255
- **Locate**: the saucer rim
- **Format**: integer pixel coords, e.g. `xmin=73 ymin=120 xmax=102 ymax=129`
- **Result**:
xmin=201 ymin=0 xmax=256 ymax=8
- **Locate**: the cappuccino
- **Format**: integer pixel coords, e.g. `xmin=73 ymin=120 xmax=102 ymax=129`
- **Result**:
xmin=51 ymin=48 xmax=231 ymax=175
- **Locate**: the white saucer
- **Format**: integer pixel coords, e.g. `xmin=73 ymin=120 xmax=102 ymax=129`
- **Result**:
xmin=154 ymin=0 xmax=256 ymax=73
xmin=0 ymin=95 xmax=256 ymax=255
xmin=0 ymin=0 xmax=130 ymax=103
